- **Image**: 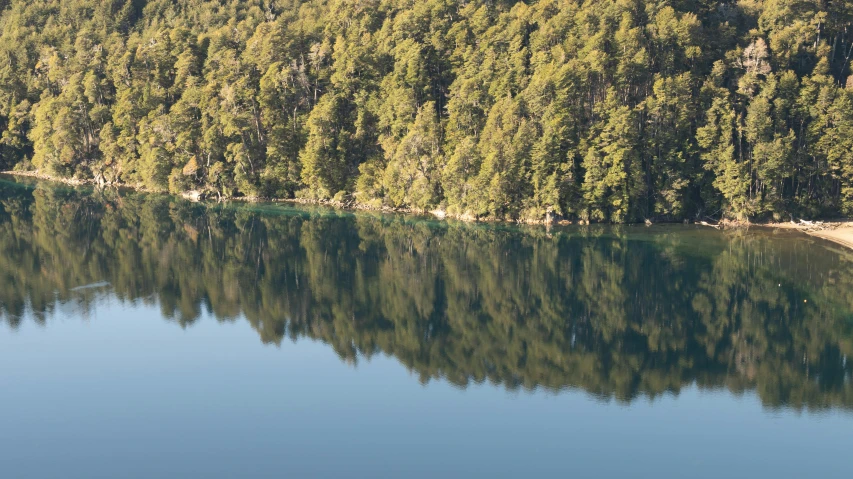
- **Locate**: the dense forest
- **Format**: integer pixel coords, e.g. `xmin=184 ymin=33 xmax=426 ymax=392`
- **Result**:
xmin=2 ymin=179 xmax=852 ymax=409
xmin=0 ymin=1 xmax=852 ymax=222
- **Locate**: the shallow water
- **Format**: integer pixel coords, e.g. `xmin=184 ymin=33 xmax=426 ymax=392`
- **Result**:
xmin=1 ymin=177 xmax=852 ymax=478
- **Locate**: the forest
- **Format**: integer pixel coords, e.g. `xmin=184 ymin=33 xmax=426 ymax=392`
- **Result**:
xmin=0 ymin=1 xmax=852 ymax=222
xmin=1 ymin=178 xmax=852 ymax=409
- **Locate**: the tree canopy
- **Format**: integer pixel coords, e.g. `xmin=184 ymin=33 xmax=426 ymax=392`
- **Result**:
xmin=1 ymin=0 xmax=852 ymax=222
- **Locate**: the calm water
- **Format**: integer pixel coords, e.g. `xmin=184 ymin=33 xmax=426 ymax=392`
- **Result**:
xmin=1 ymin=177 xmax=852 ymax=478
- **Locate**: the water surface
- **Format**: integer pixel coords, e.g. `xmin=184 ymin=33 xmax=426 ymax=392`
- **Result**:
xmin=1 ymin=177 xmax=852 ymax=478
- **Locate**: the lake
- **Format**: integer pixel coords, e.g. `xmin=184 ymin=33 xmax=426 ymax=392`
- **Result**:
xmin=1 ymin=176 xmax=851 ymax=478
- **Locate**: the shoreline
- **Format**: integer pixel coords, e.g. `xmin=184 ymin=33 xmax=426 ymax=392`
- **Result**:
xmin=0 ymin=169 xmax=567 ymax=225
xmin=4 ymin=169 xmax=852 ymax=250
xmin=0 ymin=169 xmax=440 ymax=216
xmin=755 ymin=220 xmax=853 ymax=251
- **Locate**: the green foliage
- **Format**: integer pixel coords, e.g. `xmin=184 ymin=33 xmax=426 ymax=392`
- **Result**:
xmin=582 ymin=90 xmax=644 ymax=222
xmin=1 ymin=0 xmax=853 ymax=221
xmin=380 ymin=102 xmax=443 ymax=210
xmin=697 ymin=90 xmax=750 ymax=219
xmin=299 ymin=93 xmax=354 ymax=199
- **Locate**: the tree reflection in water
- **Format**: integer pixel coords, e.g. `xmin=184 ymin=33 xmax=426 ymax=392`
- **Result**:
xmin=1 ymin=178 xmax=852 ymax=411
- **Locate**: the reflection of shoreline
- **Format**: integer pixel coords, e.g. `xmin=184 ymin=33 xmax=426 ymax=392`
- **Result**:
xmin=0 ymin=170 xmax=503 ymax=223
xmin=1 ymin=181 xmax=852 ymax=411
xmin=7 ymin=171 xmax=852 ymax=234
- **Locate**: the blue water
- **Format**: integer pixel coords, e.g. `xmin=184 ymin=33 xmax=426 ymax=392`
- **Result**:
xmin=2 ymin=302 xmax=850 ymax=478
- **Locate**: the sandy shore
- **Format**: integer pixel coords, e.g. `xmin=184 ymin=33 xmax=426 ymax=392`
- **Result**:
xmin=809 ymin=227 xmax=853 ymax=250
xmin=759 ymin=220 xmax=853 ymax=250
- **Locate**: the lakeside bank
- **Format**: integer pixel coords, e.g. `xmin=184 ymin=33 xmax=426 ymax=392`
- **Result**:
xmin=4 ymin=169 xmax=852 ymax=250
xmin=757 ymin=221 xmax=853 ymax=251
xmin=1 ymin=170 xmax=548 ymax=225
